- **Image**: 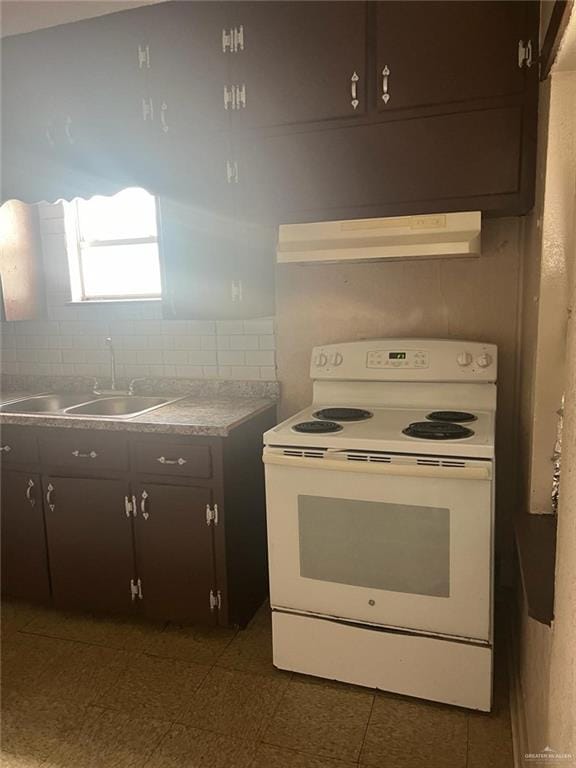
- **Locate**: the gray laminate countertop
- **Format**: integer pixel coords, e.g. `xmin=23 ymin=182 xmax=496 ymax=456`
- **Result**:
xmin=0 ymin=392 xmax=277 ymax=437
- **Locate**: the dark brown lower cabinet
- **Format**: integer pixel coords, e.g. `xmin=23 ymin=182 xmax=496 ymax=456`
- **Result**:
xmin=2 ymin=471 xmax=50 ymax=602
xmin=1 ymin=409 xmax=276 ymax=626
xmin=43 ymin=476 xmax=136 ymax=614
xmin=133 ymin=482 xmax=215 ymax=624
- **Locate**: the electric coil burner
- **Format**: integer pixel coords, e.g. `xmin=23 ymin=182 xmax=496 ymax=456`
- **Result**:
xmin=313 ymin=407 xmax=373 ymax=422
xmin=293 ymin=420 xmax=343 ymax=434
xmin=403 ymin=421 xmax=475 ymax=440
xmin=427 ymin=410 xmax=477 ymax=423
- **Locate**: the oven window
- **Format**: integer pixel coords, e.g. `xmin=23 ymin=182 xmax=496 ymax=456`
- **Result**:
xmin=298 ymin=495 xmax=450 ymax=597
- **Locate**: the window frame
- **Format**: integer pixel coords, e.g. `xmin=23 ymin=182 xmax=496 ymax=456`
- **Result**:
xmin=64 ymin=193 xmax=162 ymax=303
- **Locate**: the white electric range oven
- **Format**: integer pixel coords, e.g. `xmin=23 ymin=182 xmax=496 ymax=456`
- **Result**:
xmin=263 ymin=339 xmax=497 ymax=711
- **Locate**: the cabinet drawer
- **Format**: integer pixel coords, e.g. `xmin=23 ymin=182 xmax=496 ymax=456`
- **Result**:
xmin=132 ymin=440 xmax=212 ymax=478
xmin=0 ymin=427 xmax=38 ymax=466
xmin=39 ymin=431 xmax=128 ymax=472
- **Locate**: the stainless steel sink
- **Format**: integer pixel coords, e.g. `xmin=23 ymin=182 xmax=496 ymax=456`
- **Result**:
xmin=65 ymin=396 xmax=172 ymax=417
xmin=0 ymin=393 xmax=180 ymax=419
xmin=0 ymin=394 xmax=95 ymax=414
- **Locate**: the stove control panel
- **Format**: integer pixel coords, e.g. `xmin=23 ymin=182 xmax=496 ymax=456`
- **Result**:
xmin=366 ymin=349 xmax=429 ymax=369
xmin=310 ymin=339 xmax=498 ymax=382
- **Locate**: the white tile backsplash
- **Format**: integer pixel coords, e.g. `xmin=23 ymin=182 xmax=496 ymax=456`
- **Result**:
xmin=1 ymin=204 xmax=277 ymax=383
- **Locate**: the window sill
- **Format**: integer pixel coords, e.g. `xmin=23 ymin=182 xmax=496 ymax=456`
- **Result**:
xmin=66 ymin=298 xmax=162 ymax=307
xmin=515 ymin=511 xmax=557 ymax=626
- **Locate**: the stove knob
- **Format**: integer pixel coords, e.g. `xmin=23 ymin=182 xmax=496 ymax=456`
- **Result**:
xmin=330 ymin=352 xmax=343 ymax=366
xmin=457 ymin=352 xmax=473 ymax=367
xmin=315 ymin=353 xmax=328 ymax=367
xmin=477 ymin=353 xmax=493 ymax=368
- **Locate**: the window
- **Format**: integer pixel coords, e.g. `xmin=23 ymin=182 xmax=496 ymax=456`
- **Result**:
xmin=64 ymin=187 xmax=162 ymax=301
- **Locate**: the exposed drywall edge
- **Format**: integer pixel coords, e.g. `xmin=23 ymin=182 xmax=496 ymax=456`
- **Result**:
xmin=553 ymin=0 xmax=576 ymax=71
xmin=509 ymin=615 xmax=529 ymax=768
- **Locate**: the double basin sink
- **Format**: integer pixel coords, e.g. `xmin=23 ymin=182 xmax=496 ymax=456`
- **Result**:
xmin=0 ymin=393 xmax=180 ymax=419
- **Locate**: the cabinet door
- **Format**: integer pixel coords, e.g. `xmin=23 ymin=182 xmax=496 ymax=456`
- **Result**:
xmin=229 ymin=2 xmax=367 ymax=129
xmin=376 ymin=2 xmax=531 ymax=113
xmin=161 ymin=220 xmax=275 ymax=320
xmin=58 ymin=8 xmax=154 ymax=195
xmin=1 ymin=28 xmax=64 ymax=203
xmin=2 ymin=472 xmax=50 ymax=602
xmin=145 ymin=1 xmax=230 ymax=139
xmin=229 ymin=222 xmax=276 ymax=319
xmin=43 ymin=477 xmax=136 ymax=613
xmin=133 ymin=483 xmax=216 ymax=623
xmin=0 ymin=201 xmax=45 ymax=322
xmin=236 ymin=105 xmax=523 ymax=224
xmin=159 ymin=189 xmax=237 ymax=320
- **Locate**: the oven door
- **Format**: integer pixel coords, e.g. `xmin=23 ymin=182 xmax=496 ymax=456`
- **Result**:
xmin=264 ymin=448 xmax=493 ymax=642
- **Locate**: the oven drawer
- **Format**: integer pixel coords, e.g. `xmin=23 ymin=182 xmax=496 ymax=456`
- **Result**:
xmin=131 ymin=440 xmax=212 ymax=478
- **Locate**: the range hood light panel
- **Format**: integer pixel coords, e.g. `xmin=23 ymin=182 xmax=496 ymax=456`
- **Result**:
xmin=277 ymin=211 xmax=481 ymax=264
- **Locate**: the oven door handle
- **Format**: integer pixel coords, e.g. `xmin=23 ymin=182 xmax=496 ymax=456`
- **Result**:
xmin=263 ymin=452 xmax=491 ymax=480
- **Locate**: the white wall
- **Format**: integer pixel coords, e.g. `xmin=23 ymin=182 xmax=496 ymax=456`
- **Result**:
xmin=515 ymin=10 xmax=576 ymax=759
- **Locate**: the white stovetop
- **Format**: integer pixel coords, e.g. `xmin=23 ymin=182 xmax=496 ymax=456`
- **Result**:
xmin=264 ymin=405 xmax=495 ymax=459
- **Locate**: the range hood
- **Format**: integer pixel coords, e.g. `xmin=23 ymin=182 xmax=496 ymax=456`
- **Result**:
xmin=277 ymin=211 xmax=481 ymax=264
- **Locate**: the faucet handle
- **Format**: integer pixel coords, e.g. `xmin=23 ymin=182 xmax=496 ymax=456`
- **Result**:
xmin=128 ymin=377 xmax=147 ymax=396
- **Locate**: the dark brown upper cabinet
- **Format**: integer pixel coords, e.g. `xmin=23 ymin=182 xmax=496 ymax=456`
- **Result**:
xmin=159 ymin=194 xmax=275 ymax=320
xmin=227 ymin=2 xmax=367 ymax=129
xmin=144 ymin=2 xmax=230 ymax=140
xmin=54 ymin=8 xmax=156 ymax=196
xmin=375 ymin=1 xmax=533 ymax=113
xmin=1 ymin=29 xmax=63 ymax=204
xmin=236 ymin=105 xmax=525 ymax=225
xmin=2 ymin=0 xmax=538 ymax=222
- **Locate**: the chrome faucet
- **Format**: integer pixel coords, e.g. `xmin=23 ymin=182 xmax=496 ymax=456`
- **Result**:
xmin=105 ymin=336 xmax=117 ymax=392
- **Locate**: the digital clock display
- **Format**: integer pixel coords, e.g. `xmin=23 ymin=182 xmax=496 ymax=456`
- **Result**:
xmin=389 ymin=352 xmax=406 ymax=360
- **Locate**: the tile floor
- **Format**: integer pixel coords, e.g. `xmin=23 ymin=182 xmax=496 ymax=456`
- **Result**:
xmin=1 ymin=600 xmax=514 ymax=767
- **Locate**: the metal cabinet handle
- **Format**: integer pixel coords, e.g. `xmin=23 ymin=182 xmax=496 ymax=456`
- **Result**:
xmin=350 ymin=71 xmax=359 ymax=110
xmin=26 ymin=478 xmax=36 ymax=507
xmin=226 ymin=160 xmax=239 ymax=184
xmin=142 ymin=97 xmax=154 ymax=121
xmin=518 ymin=39 xmax=533 ymax=68
xmin=224 ymin=85 xmax=235 ymax=110
xmin=222 ymin=27 xmax=233 ymax=53
xmin=140 ymin=490 xmax=149 ymax=520
xmin=64 ymin=116 xmax=74 ymax=144
xmin=46 ymin=483 xmax=55 ymax=510
xmin=138 ymin=43 xmax=150 ymax=69
xmin=381 ymin=65 xmax=391 ymax=104
xmin=45 ymin=122 xmax=55 ymax=147
xmin=157 ymin=456 xmax=187 ymax=466
xmin=222 ymin=26 xmax=244 ymax=53
xmin=130 ymin=578 xmax=143 ymax=601
xmin=0 ymin=445 xmax=11 ymax=453
xmin=236 ymin=84 xmax=246 ymax=109
xmin=160 ymin=101 xmax=169 ymax=133
xmin=234 ymin=26 xmax=244 ymax=52
xmin=72 ymin=450 xmax=98 ymax=459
